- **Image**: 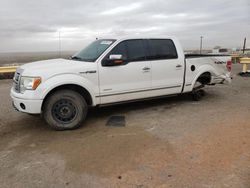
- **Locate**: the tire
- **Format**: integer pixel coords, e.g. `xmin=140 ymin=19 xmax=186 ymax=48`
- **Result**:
xmin=192 ymin=89 xmax=205 ymax=101
xmin=43 ymin=90 xmax=88 ymax=130
xmin=191 ymin=80 xmax=205 ymax=101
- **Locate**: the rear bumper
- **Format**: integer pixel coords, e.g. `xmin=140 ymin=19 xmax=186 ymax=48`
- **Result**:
xmin=211 ymin=73 xmax=232 ymax=84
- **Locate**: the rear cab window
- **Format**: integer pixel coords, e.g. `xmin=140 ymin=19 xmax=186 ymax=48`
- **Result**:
xmin=146 ymin=39 xmax=178 ymax=60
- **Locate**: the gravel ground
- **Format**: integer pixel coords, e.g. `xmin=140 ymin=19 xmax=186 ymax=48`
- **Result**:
xmin=0 ymin=64 xmax=249 ymax=188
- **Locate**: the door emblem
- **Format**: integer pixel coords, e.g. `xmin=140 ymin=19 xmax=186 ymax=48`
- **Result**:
xmin=79 ymin=70 xmax=97 ymax=74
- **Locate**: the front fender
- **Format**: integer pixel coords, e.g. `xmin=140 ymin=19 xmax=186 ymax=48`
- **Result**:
xmin=36 ymin=73 xmax=99 ymax=105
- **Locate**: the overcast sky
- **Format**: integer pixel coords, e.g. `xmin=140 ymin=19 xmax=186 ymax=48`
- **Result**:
xmin=0 ymin=0 xmax=249 ymax=52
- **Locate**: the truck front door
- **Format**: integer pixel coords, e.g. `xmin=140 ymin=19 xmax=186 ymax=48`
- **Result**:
xmin=98 ymin=39 xmax=151 ymax=104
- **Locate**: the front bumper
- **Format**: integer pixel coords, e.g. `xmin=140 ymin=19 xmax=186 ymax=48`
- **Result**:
xmin=11 ymin=89 xmax=43 ymax=114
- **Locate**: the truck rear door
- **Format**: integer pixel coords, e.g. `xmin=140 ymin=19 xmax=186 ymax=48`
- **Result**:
xmin=146 ymin=39 xmax=185 ymax=95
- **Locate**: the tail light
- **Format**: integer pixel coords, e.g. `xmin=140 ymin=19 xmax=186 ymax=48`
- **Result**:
xmin=226 ymin=60 xmax=232 ymax=72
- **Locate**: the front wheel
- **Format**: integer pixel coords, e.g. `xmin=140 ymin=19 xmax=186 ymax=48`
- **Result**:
xmin=43 ymin=90 xmax=88 ymax=130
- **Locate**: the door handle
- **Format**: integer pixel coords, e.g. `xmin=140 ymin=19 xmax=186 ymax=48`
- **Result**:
xmin=176 ymin=64 xmax=182 ymax=68
xmin=142 ymin=67 xmax=150 ymax=71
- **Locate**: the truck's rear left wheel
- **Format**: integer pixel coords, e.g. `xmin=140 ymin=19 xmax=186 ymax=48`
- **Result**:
xmin=192 ymin=81 xmax=205 ymax=101
xmin=43 ymin=90 xmax=88 ymax=130
xmin=192 ymin=89 xmax=205 ymax=101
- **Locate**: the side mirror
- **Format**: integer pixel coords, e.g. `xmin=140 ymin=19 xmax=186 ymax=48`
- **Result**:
xmin=102 ymin=54 xmax=125 ymax=66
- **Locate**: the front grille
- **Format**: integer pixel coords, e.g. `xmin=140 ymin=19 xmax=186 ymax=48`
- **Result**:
xmin=13 ymin=69 xmax=23 ymax=93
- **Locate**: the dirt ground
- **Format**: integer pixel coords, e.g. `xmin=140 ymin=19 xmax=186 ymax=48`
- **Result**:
xmin=0 ymin=64 xmax=249 ymax=188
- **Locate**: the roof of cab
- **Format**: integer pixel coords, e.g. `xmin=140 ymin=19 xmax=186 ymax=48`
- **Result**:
xmin=99 ymin=36 xmax=176 ymax=41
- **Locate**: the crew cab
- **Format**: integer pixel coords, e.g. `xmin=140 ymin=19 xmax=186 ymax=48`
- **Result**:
xmin=11 ymin=37 xmax=232 ymax=130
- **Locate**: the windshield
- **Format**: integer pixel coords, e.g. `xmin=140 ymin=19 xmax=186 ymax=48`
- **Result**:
xmin=72 ymin=39 xmax=116 ymax=62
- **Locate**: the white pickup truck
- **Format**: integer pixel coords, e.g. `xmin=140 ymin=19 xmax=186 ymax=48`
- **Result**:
xmin=11 ymin=37 xmax=232 ymax=130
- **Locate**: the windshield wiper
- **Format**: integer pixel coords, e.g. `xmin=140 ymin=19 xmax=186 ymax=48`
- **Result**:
xmin=71 ymin=56 xmax=94 ymax=62
xmin=71 ymin=56 xmax=83 ymax=60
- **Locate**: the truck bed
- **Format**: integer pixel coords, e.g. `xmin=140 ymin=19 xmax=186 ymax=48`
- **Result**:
xmin=185 ymin=54 xmax=230 ymax=58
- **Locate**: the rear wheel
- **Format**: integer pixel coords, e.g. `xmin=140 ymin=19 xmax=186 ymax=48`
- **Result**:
xmin=43 ymin=90 xmax=88 ymax=130
xmin=192 ymin=89 xmax=205 ymax=101
xmin=192 ymin=81 xmax=205 ymax=101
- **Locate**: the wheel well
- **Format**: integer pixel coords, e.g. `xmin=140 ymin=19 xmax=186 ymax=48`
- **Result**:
xmin=197 ymin=72 xmax=211 ymax=85
xmin=42 ymin=84 xmax=93 ymax=111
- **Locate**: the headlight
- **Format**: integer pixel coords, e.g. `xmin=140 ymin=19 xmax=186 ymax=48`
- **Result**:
xmin=20 ymin=76 xmax=41 ymax=92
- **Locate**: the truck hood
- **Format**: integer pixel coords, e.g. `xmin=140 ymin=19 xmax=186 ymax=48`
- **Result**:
xmin=20 ymin=58 xmax=96 ymax=77
xmin=21 ymin=58 xmax=92 ymax=70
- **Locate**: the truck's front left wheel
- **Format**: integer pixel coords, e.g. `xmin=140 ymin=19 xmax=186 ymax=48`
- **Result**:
xmin=43 ymin=90 xmax=88 ymax=130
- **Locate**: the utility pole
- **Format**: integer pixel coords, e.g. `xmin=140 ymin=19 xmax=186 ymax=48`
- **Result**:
xmin=58 ymin=31 xmax=61 ymax=58
xmin=243 ymin=37 xmax=246 ymax=54
xmin=200 ymin=36 xmax=203 ymax=54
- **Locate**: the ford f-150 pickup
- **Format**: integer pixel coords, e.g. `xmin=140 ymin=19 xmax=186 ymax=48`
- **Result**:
xmin=11 ymin=37 xmax=232 ymax=130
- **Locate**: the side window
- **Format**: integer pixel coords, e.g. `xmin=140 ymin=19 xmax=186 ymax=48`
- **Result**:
xmin=108 ymin=41 xmax=128 ymax=60
xmin=147 ymin=39 xmax=178 ymax=60
xmin=126 ymin=40 xmax=146 ymax=62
